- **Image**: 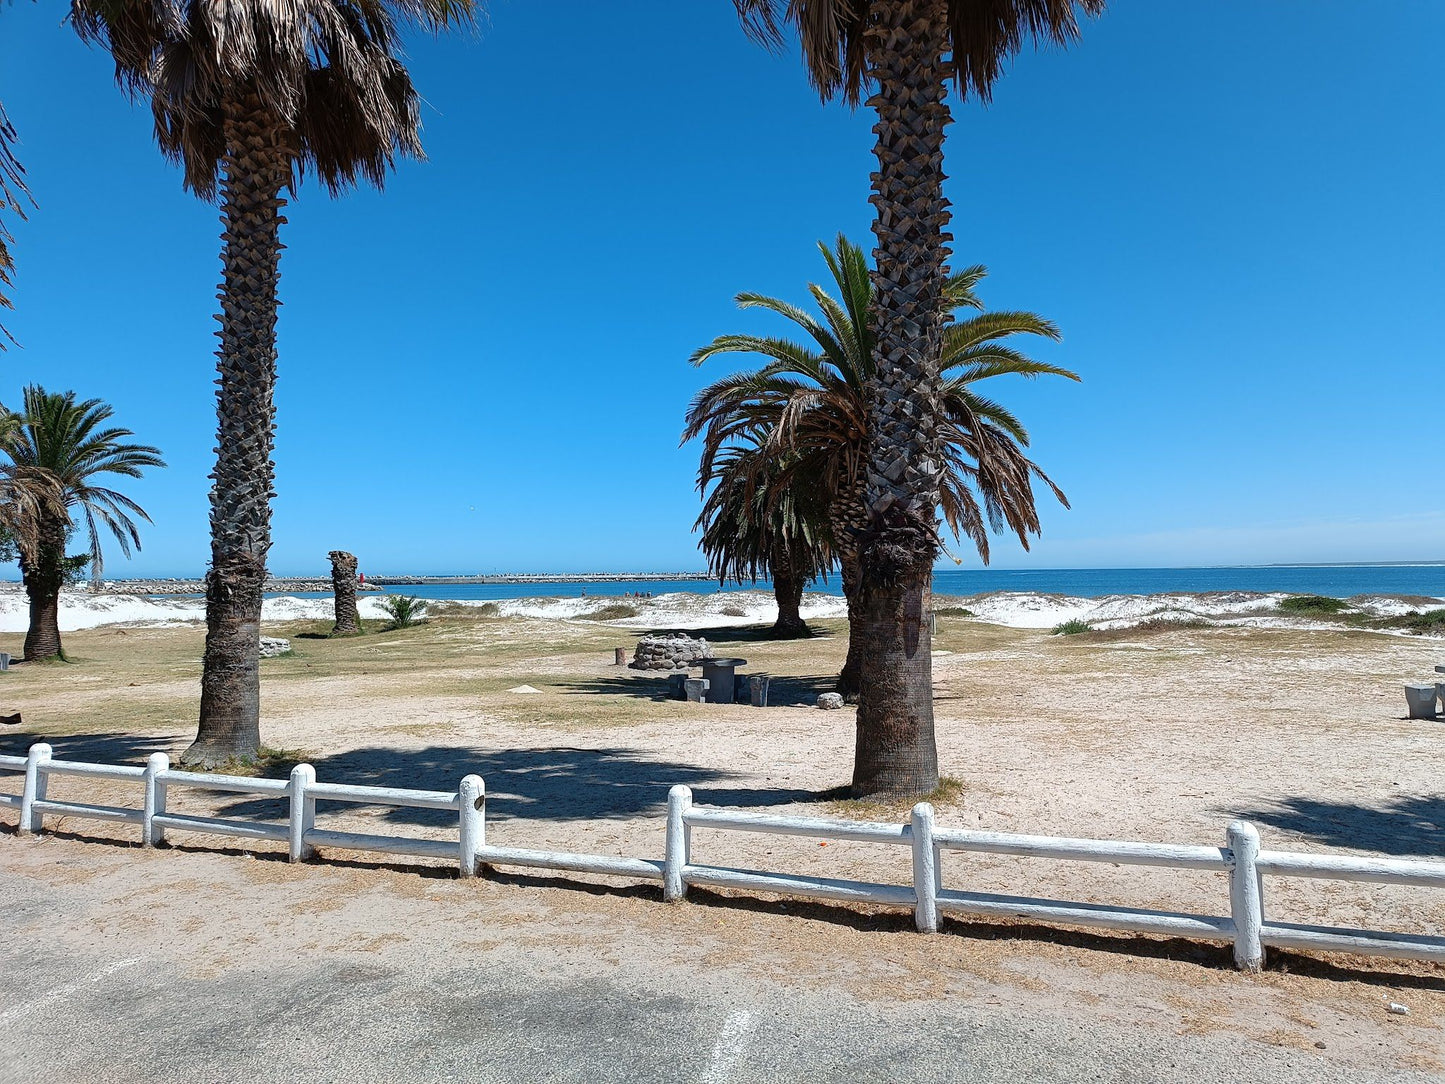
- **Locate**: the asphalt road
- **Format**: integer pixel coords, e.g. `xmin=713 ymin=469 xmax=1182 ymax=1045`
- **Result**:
xmin=0 ymin=908 xmax=1434 ymax=1083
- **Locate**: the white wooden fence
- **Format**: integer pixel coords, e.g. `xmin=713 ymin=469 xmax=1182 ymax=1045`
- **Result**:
xmin=0 ymin=744 xmax=484 ymax=876
xmin=3 ymin=744 xmax=1443 ymax=972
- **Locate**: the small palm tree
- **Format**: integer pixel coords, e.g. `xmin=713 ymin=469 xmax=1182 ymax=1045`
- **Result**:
xmin=694 ymin=433 xmax=831 ymax=638
xmin=733 ymin=0 xmax=1104 ymax=796
xmin=0 ymin=411 xmax=63 ymax=577
xmin=686 ymin=235 xmax=1075 ymax=695
xmin=73 ymin=0 xmax=480 ymax=764
xmin=0 ymin=387 xmax=164 ymax=660
xmin=382 ymin=594 xmax=427 ymax=630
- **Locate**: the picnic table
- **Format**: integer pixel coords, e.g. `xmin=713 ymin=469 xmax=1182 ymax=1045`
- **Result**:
xmin=700 ymin=657 xmax=748 ymax=704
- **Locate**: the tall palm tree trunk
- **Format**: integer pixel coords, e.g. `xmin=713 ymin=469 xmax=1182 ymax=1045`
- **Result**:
xmin=769 ymin=543 xmax=809 ymax=637
xmin=20 ymin=517 xmax=66 ymax=661
xmin=330 ymin=550 xmax=360 ymax=634
xmin=837 ymin=550 xmax=863 ymax=700
xmin=186 ymin=94 xmax=288 ymax=766
xmin=851 ymin=0 xmax=951 ymax=796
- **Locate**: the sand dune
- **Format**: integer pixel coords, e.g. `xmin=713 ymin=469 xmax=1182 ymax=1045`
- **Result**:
xmin=0 ymin=586 xmax=1438 ymax=635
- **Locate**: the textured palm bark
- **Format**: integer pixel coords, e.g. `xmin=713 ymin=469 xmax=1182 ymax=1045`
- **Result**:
xmin=769 ymin=542 xmax=809 ymax=638
xmin=832 ymin=479 xmax=868 ymax=700
xmin=186 ymin=94 xmax=289 ymax=766
xmin=19 ymin=516 xmax=65 ymax=661
xmin=851 ymin=0 xmax=951 ymax=796
xmin=329 ymin=550 xmax=360 ymax=634
xmin=836 ymin=551 xmax=863 ymax=700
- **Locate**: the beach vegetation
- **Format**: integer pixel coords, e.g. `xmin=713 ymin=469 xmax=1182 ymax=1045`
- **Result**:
xmin=1051 ymin=619 xmax=1093 ymax=635
xmin=1379 ymin=608 xmax=1445 ymax=636
xmin=72 ymin=0 xmax=480 ymax=766
xmin=688 ymin=233 xmax=1077 ymax=793
xmin=933 ymin=606 xmax=975 ymax=617
xmin=382 ymin=595 xmax=428 ymax=629
xmin=587 ymin=603 xmax=639 ymax=621
xmin=0 ymin=387 xmax=163 ymax=661
xmin=727 ymin=1 xmax=1100 ymax=797
xmin=1278 ymin=595 xmax=1350 ymax=616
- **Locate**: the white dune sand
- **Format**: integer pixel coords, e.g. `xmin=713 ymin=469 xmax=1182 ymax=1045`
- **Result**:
xmin=0 ymin=586 xmax=1438 ymax=635
xmin=0 ymin=592 xmax=394 ymax=633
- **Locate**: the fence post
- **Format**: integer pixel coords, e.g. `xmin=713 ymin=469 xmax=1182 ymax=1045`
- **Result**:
xmin=1227 ymin=820 xmax=1265 ymax=972
xmin=664 ymin=784 xmax=692 ymax=902
xmin=458 ymin=774 xmax=484 ymax=879
xmin=18 ymin=742 xmax=52 ymax=836
xmin=288 ymin=763 xmax=317 ymax=862
xmin=142 ymin=752 xmax=169 ymax=847
xmin=911 ymin=802 xmax=939 ymax=933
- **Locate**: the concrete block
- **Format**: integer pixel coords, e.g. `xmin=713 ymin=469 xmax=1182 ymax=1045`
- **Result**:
xmin=1405 ymin=684 xmax=1438 ymax=720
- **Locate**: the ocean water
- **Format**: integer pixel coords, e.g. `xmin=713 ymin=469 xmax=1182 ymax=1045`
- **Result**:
xmin=312 ymin=565 xmax=1445 ymax=603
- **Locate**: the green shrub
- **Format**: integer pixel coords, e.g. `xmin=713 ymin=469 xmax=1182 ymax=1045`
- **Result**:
xmin=720 ymin=605 xmax=748 ymax=617
xmin=588 ymin=603 xmax=638 ymax=621
xmin=934 ymin=606 xmax=974 ymax=617
xmin=1277 ymin=594 xmax=1349 ymax=615
xmin=1382 ymin=608 xmax=1445 ymax=635
xmin=475 ymin=602 xmax=500 ymax=617
xmin=1051 ymin=619 xmax=1093 ymax=636
xmin=381 ymin=594 xmax=428 ymax=629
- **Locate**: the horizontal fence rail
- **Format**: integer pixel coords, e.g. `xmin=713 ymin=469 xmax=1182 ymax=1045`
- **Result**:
xmin=0 ymin=744 xmax=484 ymax=877
xmin=4 ymin=746 xmax=1444 ymax=971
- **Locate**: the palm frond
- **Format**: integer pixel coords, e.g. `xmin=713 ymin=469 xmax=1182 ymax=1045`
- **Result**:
xmin=686 ymin=232 xmax=1077 ymax=568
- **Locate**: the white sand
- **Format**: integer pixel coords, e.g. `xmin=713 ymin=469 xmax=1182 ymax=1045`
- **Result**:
xmin=0 ymin=586 xmax=1438 ymax=635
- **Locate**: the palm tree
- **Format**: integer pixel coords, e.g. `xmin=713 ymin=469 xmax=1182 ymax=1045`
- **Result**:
xmin=0 ymin=387 xmax=164 ymax=660
xmin=686 ymin=234 xmax=1074 ymax=739
xmin=0 ymin=410 xmax=64 ymax=586
xmin=0 ymin=102 xmax=33 ymax=349
xmin=72 ymin=0 xmax=479 ymax=765
xmin=329 ymin=549 xmax=360 ymax=635
xmin=694 ymin=433 xmax=831 ymax=638
xmin=732 ymin=0 xmax=1103 ymax=796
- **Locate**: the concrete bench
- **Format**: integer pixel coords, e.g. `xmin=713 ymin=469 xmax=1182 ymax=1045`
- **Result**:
xmin=1405 ymin=684 xmax=1439 ymax=720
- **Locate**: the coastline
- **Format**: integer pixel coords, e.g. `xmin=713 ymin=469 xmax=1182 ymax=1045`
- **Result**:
xmin=0 ymin=586 xmax=1440 ymax=636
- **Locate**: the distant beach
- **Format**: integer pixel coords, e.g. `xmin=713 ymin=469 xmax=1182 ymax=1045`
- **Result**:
xmin=49 ymin=562 xmax=1443 ymax=602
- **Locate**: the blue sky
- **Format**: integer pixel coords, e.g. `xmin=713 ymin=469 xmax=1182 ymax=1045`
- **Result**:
xmin=1 ymin=1 xmax=1441 ymax=577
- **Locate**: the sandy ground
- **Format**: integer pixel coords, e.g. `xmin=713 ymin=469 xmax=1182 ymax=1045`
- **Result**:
xmin=1 ymin=610 xmax=1443 ymax=1075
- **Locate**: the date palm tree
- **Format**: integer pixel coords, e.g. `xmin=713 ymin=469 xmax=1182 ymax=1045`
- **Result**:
xmin=694 ymin=432 xmax=831 ymax=638
xmin=72 ymin=0 xmax=479 ymax=764
xmin=733 ymin=0 xmax=1104 ymax=795
xmin=0 ymin=387 xmax=163 ymax=660
xmin=687 ymin=235 xmax=1074 ymax=710
xmin=0 ymin=411 xmax=64 ymax=592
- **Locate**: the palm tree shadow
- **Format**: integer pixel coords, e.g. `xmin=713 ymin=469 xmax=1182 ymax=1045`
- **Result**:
xmin=1228 ymin=796 xmax=1445 ymax=858
xmin=637 ymin=623 xmax=835 ymax=644
xmin=217 ymin=744 xmax=825 ymax=828
xmin=0 ymin=729 xmax=175 ymax=763
xmin=553 ymin=673 xmax=838 ymax=707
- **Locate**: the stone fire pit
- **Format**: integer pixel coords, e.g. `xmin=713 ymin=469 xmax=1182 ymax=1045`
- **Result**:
xmin=630 ymin=633 xmax=712 ymax=671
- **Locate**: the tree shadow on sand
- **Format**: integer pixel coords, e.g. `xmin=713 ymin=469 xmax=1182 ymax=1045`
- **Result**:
xmin=0 ymin=729 xmax=175 ymax=764
xmin=552 ymin=673 xmax=838 ymax=707
xmin=636 ymin=623 xmax=836 ymax=644
xmin=1229 ymin=795 xmax=1444 ymax=858
xmin=218 ymin=744 xmax=826 ymax=829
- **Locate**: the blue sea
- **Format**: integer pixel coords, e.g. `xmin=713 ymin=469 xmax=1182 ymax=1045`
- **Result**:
xmin=284 ymin=565 xmax=1445 ymax=603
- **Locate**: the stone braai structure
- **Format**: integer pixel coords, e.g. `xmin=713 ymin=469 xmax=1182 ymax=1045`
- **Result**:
xmin=630 ymin=634 xmax=712 ymax=671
